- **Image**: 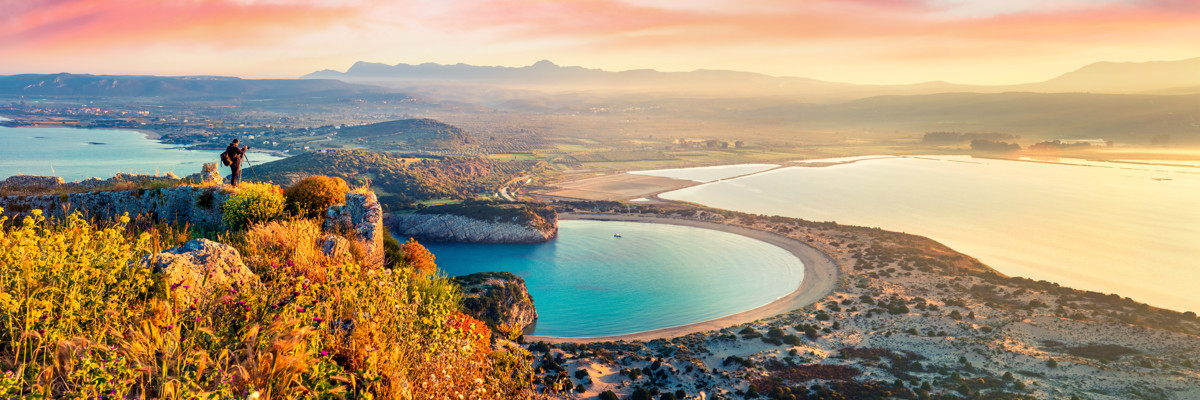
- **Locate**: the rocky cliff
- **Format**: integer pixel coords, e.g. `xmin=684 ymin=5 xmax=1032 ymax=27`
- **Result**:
xmin=453 ymin=272 xmax=538 ymax=334
xmin=384 ymin=210 xmax=557 ymax=244
xmin=1 ymin=185 xmax=231 ymax=229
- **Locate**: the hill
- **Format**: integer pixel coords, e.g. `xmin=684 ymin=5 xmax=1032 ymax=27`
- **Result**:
xmin=336 ymin=118 xmax=471 ymax=150
xmin=1017 ymin=57 xmax=1200 ymax=94
xmin=248 ymin=149 xmax=541 ymax=209
xmin=0 ymin=73 xmax=388 ymax=99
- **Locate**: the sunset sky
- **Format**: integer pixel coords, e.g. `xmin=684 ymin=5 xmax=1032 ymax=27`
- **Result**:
xmin=3 ymin=0 xmax=1199 ymax=85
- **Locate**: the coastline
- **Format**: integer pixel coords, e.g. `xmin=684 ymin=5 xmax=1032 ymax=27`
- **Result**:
xmin=524 ymin=212 xmax=839 ymax=344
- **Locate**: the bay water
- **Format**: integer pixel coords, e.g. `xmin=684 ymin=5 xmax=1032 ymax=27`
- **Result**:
xmin=0 ymin=126 xmax=283 ymax=181
xmin=651 ymin=156 xmax=1200 ymax=313
xmin=424 ymin=220 xmax=805 ymax=337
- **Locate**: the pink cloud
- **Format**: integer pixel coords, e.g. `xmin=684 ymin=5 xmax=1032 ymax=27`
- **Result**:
xmin=1 ymin=0 xmax=367 ymax=53
xmin=426 ymin=0 xmax=1200 ymax=54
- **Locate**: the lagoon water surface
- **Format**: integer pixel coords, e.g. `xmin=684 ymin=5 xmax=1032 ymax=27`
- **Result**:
xmin=423 ymin=220 xmax=805 ymax=337
xmin=0 ymin=126 xmax=283 ymax=181
xmin=651 ymin=156 xmax=1200 ymax=313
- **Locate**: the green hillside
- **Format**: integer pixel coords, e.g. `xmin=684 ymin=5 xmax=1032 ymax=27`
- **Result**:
xmin=249 ymin=149 xmax=541 ymax=209
xmin=335 ymin=118 xmax=471 ymax=150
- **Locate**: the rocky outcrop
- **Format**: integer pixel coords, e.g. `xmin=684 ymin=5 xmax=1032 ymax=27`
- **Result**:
xmin=384 ymin=212 xmax=557 ymax=243
xmin=324 ymin=192 xmax=384 ymax=267
xmin=453 ymin=272 xmax=538 ymax=334
xmin=141 ymin=239 xmax=259 ymax=305
xmin=1 ymin=185 xmax=230 ymax=229
xmin=184 ymin=162 xmax=222 ymax=185
xmin=1 ymin=172 xmax=184 ymax=192
xmin=1 ymin=175 xmax=64 ymax=189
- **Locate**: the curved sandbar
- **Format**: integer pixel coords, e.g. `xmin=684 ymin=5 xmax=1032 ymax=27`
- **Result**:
xmin=524 ymin=213 xmax=839 ymax=344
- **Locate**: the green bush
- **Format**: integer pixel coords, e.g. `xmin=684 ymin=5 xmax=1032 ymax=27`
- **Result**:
xmin=284 ymin=175 xmax=349 ymax=218
xmin=222 ymin=182 xmax=285 ymax=229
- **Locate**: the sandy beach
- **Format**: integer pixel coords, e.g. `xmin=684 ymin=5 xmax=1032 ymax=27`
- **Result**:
xmin=524 ymin=213 xmax=839 ymax=343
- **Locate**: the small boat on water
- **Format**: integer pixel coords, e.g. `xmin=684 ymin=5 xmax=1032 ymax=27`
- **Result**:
xmin=614 ymin=233 xmax=622 ymax=238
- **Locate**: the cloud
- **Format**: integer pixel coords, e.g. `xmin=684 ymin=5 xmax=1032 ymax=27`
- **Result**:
xmin=421 ymin=0 xmax=1198 ymax=53
xmin=0 ymin=0 xmax=368 ymax=52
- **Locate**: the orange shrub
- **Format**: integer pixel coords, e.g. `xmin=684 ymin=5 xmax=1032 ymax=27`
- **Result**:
xmin=402 ymin=237 xmax=438 ymax=274
xmin=284 ymin=175 xmax=350 ymax=218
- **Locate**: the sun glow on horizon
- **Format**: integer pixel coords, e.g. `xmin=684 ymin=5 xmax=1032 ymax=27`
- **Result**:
xmin=2 ymin=0 xmax=1200 ymax=85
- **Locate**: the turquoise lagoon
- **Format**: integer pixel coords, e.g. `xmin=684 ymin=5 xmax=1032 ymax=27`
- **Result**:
xmin=650 ymin=155 xmax=1200 ymax=313
xmin=423 ymin=220 xmax=805 ymax=337
xmin=0 ymin=126 xmax=283 ymax=181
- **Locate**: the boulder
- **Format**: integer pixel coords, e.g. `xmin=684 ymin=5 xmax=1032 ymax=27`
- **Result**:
xmin=142 ymin=239 xmax=258 ymax=304
xmin=185 ymin=162 xmax=222 ymax=184
xmin=319 ymin=234 xmax=352 ymax=260
xmin=452 ymin=272 xmax=538 ymax=334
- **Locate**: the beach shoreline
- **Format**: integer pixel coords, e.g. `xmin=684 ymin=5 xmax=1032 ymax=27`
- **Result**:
xmin=524 ymin=212 xmax=839 ymax=343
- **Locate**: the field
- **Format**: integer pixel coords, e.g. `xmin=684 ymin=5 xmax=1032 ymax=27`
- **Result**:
xmin=534 ymin=173 xmax=698 ymax=201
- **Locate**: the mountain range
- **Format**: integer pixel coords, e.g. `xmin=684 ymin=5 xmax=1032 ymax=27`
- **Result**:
xmin=303 ymin=57 xmax=1200 ymax=99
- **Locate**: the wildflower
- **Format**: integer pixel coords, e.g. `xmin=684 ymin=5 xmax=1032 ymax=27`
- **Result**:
xmin=313 ymin=317 xmax=323 ymax=323
xmin=247 ymin=391 xmax=261 ymax=400
xmin=320 ymin=350 xmax=328 ymax=356
xmin=297 ymin=307 xmax=306 ymax=313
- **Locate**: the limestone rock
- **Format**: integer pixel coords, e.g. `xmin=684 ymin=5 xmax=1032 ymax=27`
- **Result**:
xmin=1 ymin=175 xmax=64 ymax=189
xmin=324 ymin=192 xmax=384 ymax=267
xmin=384 ymin=212 xmax=557 ymax=244
xmin=184 ymin=162 xmax=222 ymax=184
xmin=453 ymin=272 xmax=538 ymax=333
xmin=319 ymin=234 xmax=352 ymax=259
xmin=143 ymin=239 xmax=259 ymax=304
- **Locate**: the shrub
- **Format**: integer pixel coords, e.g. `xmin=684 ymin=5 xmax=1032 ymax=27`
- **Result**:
xmin=0 ymin=205 xmax=536 ymax=399
xmin=222 ymin=182 xmax=284 ymax=229
xmin=401 ymin=237 xmax=438 ymax=274
xmin=600 ymin=390 xmax=620 ymax=400
xmin=284 ymin=175 xmax=349 ymax=218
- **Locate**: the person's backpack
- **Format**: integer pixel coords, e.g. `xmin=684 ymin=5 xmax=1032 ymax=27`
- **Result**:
xmin=221 ymin=150 xmax=232 ymax=166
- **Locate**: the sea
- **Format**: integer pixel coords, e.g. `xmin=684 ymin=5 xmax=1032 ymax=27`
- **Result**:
xmin=423 ymin=220 xmax=805 ymax=337
xmin=0 ymin=126 xmax=283 ymax=181
xmin=644 ymin=155 xmax=1200 ymax=313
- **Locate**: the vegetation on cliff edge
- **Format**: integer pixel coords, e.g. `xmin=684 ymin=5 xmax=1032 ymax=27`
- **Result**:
xmin=0 ymin=201 xmax=535 ymax=398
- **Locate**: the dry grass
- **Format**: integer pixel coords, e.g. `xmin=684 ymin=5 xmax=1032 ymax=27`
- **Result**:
xmin=0 ymin=208 xmax=538 ymax=399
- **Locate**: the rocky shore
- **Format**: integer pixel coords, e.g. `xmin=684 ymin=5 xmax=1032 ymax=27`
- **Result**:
xmin=453 ymin=272 xmax=539 ymax=333
xmin=522 ymin=205 xmax=1200 ymax=400
xmin=384 ymin=210 xmax=557 ymax=243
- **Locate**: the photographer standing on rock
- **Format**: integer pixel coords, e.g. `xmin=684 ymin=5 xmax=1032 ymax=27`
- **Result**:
xmin=222 ymin=139 xmax=249 ymax=186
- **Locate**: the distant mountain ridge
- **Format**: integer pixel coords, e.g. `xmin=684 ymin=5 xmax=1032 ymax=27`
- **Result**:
xmin=304 ymin=57 xmax=1200 ymax=97
xmin=1012 ymin=57 xmax=1200 ymax=93
xmin=0 ymin=73 xmax=386 ymax=98
xmin=303 ymin=60 xmax=976 ymax=99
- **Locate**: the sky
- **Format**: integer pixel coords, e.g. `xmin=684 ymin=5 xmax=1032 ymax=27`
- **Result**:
xmin=2 ymin=0 xmax=1199 ymax=85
